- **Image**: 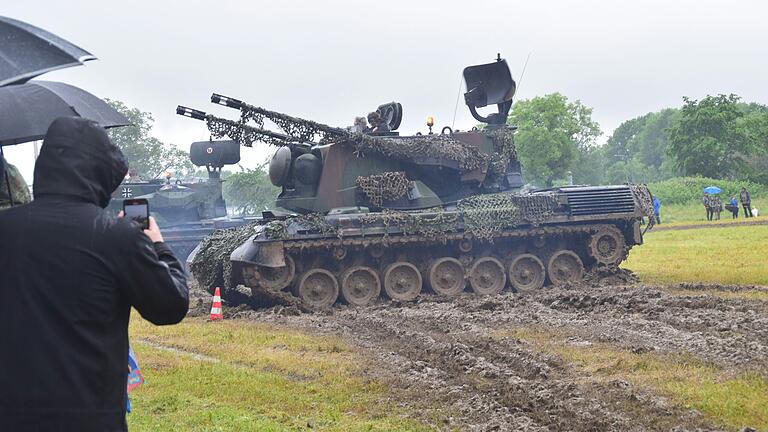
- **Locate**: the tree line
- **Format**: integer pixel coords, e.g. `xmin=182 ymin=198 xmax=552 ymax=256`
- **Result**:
xmin=509 ymin=93 xmax=768 ymax=187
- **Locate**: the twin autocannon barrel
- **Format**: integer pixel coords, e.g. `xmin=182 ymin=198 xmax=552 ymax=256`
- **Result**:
xmin=177 ymin=93 xmax=349 ymax=148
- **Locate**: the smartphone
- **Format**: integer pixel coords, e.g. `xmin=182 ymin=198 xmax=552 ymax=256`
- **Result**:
xmin=123 ymin=198 xmax=150 ymax=230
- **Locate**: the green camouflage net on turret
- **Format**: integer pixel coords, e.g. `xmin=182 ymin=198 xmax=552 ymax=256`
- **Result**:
xmin=353 ymin=134 xmax=489 ymax=172
xmin=488 ymin=128 xmax=517 ymax=178
xmin=356 ymin=171 xmax=412 ymax=207
xmin=203 ymin=106 xmax=492 ymax=174
xmin=190 ymin=222 xmax=263 ymax=291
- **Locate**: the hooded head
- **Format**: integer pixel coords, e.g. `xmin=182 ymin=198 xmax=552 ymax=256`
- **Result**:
xmin=33 ymin=117 xmax=128 ymax=208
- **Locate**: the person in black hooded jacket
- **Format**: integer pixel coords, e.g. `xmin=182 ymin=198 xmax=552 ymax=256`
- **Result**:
xmin=0 ymin=117 xmax=189 ymax=431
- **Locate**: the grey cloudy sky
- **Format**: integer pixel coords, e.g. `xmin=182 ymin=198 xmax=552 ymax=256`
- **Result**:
xmin=4 ymin=0 xmax=768 ymax=182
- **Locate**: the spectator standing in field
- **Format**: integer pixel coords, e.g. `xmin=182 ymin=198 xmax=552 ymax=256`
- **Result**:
xmin=740 ymin=187 xmax=752 ymax=218
xmin=652 ymin=195 xmax=661 ymax=224
xmin=727 ymin=196 xmax=739 ymax=219
xmin=0 ymin=117 xmax=189 ymax=431
xmin=712 ymin=195 xmax=722 ymax=220
xmin=703 ymin=193 xmax=713 ymax=221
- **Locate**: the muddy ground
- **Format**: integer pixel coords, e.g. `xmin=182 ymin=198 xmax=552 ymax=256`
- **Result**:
xmin=191 ymin=276 xmax=768 ymax=431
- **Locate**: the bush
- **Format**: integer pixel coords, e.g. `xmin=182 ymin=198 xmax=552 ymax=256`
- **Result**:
xmin=648 ymin=177 xmax=767 ymax=205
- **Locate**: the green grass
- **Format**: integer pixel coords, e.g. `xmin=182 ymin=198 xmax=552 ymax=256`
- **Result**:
xmin=624 ymin=225 xmax=768 ymax=286
xmin=498 ymin=328 xmax=768 ymax=431
xmin=127 ymin=318 xmax=426 ymax=431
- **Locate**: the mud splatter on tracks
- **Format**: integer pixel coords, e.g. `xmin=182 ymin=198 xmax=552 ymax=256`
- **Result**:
xmin=209 ymin=278 xmax=768 ymax=431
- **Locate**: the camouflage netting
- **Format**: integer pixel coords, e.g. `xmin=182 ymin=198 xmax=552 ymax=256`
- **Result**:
xmin=264 ymin=213 xmax=338 ymax=240
xmin=203 ymin=102 xmax=501 ymax=174
xmin=512 ymin=194 xmax=558 ymax=224
xmin=629 ymin=184 xmax=655 ymax=224
xmin=488 ymin=128 xmax=517 ymax=178
xmin=458 ymin=193 xmax=522 ymax=241
xmin=206 ymin=116 xmax=285 ymax=147
xmin=353 ymin=134 xmax=489 ymax=172
xmin=357 ymin=192 xmax=556 ymax=242
xmin=190 ymin=222 xmax=263 ymax=292
xmin=360 ymin=207 xmax=460 ymax=242
xmin=356 ymin=171 xmax=412 ymax=207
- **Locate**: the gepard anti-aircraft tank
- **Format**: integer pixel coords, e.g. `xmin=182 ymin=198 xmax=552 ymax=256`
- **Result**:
xmin=179 ymin=56 xmax=654 ymax=307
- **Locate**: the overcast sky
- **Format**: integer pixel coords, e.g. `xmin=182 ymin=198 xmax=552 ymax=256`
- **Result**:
xmin=4 ymin=0 xmax=768 ymax=182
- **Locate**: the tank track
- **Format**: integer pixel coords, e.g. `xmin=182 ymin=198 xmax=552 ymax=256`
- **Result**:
xmin=241 ymin=221 xmax=633 ymax=308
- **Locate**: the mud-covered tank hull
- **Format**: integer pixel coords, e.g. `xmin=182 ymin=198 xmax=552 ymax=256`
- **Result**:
xmin=190 ymin=184 xmax=654 ymax=307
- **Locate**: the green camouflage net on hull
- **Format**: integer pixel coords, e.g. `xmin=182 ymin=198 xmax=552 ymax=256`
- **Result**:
xmin=630 ymin=183 xmax=655 ymax=228
xmin=512 ymin=194 xmax=558 ymax=224
xmin=360 ymin=207 xmax=460 ymax=243
xmin=356 ymin=171 xmax=412 ymax=207
xmin=264 ymin=213 xmax=338 ymax=240
xmin=260 ymin=192 xmax=559 ymax=243
xmin=190 ymin=222 xmax=263 ymax=291
xmin=458 ymin=193 xmax=522 ymax=241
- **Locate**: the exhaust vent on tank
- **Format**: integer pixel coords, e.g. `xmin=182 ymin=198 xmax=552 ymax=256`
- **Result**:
xmin=562 ymin=186 xmax=636 ymax=216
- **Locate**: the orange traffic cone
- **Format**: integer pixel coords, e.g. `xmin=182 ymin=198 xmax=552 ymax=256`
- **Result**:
xmin=210 ymin=287 xmax=223 ymax=321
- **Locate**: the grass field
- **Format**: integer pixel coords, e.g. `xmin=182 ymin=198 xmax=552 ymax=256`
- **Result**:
xmin=127 ymin=319 xmax=425 ymax=431
xmin=624 ymin=224 xmax=768 ymax=286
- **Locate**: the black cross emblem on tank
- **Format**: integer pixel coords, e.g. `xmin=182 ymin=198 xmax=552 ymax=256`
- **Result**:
xmin=121 ymin=187 xmax=133 ymax=198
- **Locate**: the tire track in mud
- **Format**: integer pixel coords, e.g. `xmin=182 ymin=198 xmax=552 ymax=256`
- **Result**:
xmin=527 ymin=285 xmax=768 ymax=370
xmin=237 ymin=281 xmax=765 ymax=431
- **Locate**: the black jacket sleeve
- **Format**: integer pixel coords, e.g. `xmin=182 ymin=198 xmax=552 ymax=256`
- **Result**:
xmin=112 ymin=226 xmax=189 ymax=325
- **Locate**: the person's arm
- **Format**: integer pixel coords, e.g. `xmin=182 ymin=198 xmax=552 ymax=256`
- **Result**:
xmin=115 ymin=216 xmax=189 ymax=325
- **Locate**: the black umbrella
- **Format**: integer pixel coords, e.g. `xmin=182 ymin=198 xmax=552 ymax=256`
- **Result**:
xmin=0 ymin=16 xmax=95 ymax=87
xmin=0 ymin=80 xmax=130 ymax=146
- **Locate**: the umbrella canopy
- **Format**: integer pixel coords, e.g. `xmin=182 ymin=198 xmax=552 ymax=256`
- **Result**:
xmin=0 ymin=16 xmax=95 ymax=87
xmin=703 ymin=186 xmax=722 ymax=194
xmin=0 ymin=80 xmax=130 ymax=146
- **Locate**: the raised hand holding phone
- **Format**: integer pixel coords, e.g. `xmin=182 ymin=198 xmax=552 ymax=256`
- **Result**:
xmin=119 ymin=200 xmax=164 ymax=243
xmin=122 ymin=199 xmax=149 ymax=230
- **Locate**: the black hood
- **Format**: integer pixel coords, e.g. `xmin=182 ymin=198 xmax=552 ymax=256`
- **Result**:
xmin=33 ymin=117 xmax=127 ymax=208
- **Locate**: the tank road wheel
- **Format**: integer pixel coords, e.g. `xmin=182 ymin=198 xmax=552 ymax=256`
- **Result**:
xmin=383 ymin=262 xmax=422 ymax=301
xmin=508 ymin=254 xmax=546 ymax=292
xmin=547 ymin=250 xmax=584 ymax=285
xmin=427 ymin=257 xmax=466 ymax=296
xmin=588 ymin=226 xmax=627 ymax=265
xmin=243 ymin=255 xmax=295 ymax=291
xmin=341 ymin=266 xmax=381 ymax=306
xmin=468 ymin=257 xmax=506 ymax=295
xmin=298 ymin=269 xmax=339 ymax=308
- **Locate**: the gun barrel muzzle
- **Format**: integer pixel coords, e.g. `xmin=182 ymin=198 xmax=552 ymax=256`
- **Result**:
xmin=211 ymin=93 xmax=243 ymax=110
xmin=176 ymin=106 xmax=207 ymax=120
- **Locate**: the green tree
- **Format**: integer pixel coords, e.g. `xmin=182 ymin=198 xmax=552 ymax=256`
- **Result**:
xmin=106 ymin=99 xmax=193 ymax=178
xmin=223 ymin=167 xmax=279 ymax=214
xmin=603 ymin=108 xmax=680 ymax=184
xmin=667 ymin=94 xmax=759 ymax=179
xmin=508 ymin=93 xmax=601 ymax=187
